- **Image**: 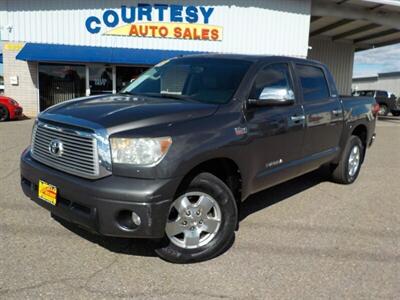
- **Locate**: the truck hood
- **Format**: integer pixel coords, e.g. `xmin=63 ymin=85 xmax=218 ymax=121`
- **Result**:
xmin=40 ymin=94 xmax=219 ymax=132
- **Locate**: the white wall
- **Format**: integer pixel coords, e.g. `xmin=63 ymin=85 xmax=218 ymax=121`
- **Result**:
xmin=0 ymin=0 xmax=311 ymax=57
xmin=308 ymin=37 xmax=355 ymax=95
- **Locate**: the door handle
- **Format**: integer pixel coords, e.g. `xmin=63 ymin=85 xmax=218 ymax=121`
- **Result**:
xmin=290 ymin=115 xmax=305 ymax=121
xmin=332 ymin=109 xmax=343 ymax=116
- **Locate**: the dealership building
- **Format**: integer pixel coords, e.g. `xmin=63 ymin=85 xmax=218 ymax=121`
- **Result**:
xmin=1 ymin=0 xmax=400 ymax=116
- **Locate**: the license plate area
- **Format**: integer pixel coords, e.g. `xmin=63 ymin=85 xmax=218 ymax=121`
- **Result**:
xmin=38 ymin=180 xmax=57 ymax=206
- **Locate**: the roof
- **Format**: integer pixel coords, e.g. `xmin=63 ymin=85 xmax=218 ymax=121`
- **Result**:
xmin=16 ymin=43 xmax=201 ymax=65
xmin=15 ymin=44 xmax=325 ymax=65
xmin=311 ymin=0 xmax=400 ymax=51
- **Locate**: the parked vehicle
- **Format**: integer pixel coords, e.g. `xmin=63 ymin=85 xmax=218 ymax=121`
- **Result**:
xmin=352 ymin=89 xmax=400 ymax=116
xmin=21 ymin=55 xmax=378 ymax=263
xmin=0 ymin=96 xmax=23 ymax=121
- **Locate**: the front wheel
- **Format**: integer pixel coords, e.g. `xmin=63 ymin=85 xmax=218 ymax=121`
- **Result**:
xmin=330 ymin=136 xmax=364 ymax=184
xmin=378 ymin=104 xmax=389 ymax=116
xmin=0 ymin=105 xmax=9 ymax=122
xmin=155 ymin=172 xmax=238 ymax=263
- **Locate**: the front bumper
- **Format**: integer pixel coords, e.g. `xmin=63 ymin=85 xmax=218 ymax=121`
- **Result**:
xmin=20 ymin=149 xmax=181 ymax=238
xmin=11 ymin=106 xmax=23 ymax=119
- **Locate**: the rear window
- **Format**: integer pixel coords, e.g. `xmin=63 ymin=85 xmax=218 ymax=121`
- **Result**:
xmin=354 ymin=91 xmax=375 ymax=97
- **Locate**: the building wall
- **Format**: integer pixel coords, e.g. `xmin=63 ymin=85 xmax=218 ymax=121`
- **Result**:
xmin=308 ymin=38 xmax=355 ymax=95
xmin=352 ymin=76 xmax=400 ymax=96
xmin=2 ymin=43 xmax=39 ymax=116
xmin=0 ymin=0 xmax=311 ymax=58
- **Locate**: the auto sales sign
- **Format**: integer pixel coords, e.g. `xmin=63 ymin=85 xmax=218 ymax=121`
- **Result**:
xmin=85 ymin=4 xmax=223 ymax=41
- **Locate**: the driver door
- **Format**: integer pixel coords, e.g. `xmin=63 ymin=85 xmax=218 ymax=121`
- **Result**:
xmin=245 ymin=62 xmax=305 ymax=192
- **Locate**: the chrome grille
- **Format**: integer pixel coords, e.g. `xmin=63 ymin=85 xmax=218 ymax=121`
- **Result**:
xmin=31 ymin=122 xmax=99 ymax=179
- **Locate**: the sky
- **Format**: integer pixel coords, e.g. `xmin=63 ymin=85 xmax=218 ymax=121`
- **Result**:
xmin=353 ymin=43 xmax=400 ymax=78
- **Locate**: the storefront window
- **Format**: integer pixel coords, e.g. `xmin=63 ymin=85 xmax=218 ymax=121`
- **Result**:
xmin=89 ymin=65 xmax=113 ymax=95
xmin=39 ymin=64 xmax=86 ymax=111
xmin=116 ymin=66 xmax=148 ymax=92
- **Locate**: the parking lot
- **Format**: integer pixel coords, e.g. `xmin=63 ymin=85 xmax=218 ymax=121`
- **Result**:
xmin=0 ymin=118 xmax=399 ymax=299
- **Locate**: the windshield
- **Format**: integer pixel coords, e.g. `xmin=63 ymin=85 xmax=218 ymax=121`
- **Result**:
xmin=121 ymin=57 xmax=252 ymax=104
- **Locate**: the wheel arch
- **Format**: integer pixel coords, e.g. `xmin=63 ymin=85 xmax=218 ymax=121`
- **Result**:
xmin=175 ymin=157 xmax=243 ymax=205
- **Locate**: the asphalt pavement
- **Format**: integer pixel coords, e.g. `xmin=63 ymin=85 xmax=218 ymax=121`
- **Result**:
xmin=0 ymin=118 xmax=399 ymax=299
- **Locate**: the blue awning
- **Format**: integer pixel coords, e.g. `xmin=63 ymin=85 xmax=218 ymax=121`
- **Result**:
xmin=0 ymin=53 xmax=3 ymax=64
xmin=16 ymin=43 xmax=201 ymax=65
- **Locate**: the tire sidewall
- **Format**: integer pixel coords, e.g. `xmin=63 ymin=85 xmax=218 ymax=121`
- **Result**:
xmin=156 ymin=173 xmax=238 ymax=263
xmin=0 ymin=104 xmax=9 ymax=122
xmin=344 ymin=136 xmax=364 ymax=183
xmin=379 ymin=105 xmax=388 ymax=116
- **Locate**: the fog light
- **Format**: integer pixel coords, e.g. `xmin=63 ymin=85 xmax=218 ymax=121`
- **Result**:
xmin=131 ymin=212 xmax=141 ymax=226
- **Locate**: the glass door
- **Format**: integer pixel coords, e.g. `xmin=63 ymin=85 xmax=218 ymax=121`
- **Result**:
xmin=38 ymin=64 xmax=86 ymax=111
xmin=88 ymin=65 xmax=113 ymax=95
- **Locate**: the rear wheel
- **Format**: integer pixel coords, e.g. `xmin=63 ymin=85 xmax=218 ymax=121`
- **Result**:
xmin=378 ymin=104 xmax=389 ymax=116
xmin=155 ymin=172 xmax=238 ymax=263
xmin=330 ymin=136 xmax=364 ymax=184
xmin=0 ymin=105 xmax=9 ymax=122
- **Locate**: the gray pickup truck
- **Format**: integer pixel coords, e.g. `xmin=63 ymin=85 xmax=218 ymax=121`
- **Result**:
xmin=21 ymin=55 xmax=378 ymax=263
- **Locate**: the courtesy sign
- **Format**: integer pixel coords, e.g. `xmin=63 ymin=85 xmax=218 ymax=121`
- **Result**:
xmin=85 ymin=4 xmax=223 ymax=41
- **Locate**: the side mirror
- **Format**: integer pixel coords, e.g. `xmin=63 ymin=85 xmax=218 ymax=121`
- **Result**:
xmin=248 ymin=87 xmax=295 ymax=107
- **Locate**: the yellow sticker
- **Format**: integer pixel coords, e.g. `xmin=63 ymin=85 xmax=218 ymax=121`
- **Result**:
xmin=38 ymin=180 xmax=57 ymax=206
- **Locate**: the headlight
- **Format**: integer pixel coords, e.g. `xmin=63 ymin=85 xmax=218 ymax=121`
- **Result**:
xmin=110 ymin=137 xmax=172 ymax=165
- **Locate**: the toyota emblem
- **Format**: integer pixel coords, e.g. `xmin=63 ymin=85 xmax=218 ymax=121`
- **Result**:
xmin=48 ymin=139 xmax=64 ymax=157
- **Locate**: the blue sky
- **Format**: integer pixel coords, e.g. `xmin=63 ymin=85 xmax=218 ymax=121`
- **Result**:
xmin=353 ymin=43 xmax=400 ymax=78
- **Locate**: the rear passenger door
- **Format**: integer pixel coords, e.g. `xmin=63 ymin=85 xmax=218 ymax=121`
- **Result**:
xmin=296 ymin=64 xmax=343 ymax=158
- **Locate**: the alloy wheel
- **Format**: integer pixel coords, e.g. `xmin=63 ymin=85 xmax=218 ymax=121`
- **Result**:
xmin=166 ymin=192 xmax=222 ymax=249
xmin=348 ymin=145 xmax=361 ymax=177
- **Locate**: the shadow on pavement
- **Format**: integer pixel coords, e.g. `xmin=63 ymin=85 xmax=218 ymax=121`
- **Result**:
xmin=53 ymin=214 xmax=158 ymax=257
xmin=239 ymin=168 xmax=327 ymax=222
xmin=53 ymin=168 xmax=328 ymax=259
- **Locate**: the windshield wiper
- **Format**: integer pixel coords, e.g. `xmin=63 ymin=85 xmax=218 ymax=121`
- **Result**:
xmin=140 ymin=92 xmax=197 ymax=102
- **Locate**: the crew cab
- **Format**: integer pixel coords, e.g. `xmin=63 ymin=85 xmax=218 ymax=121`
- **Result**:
xmin=353 ymin=89 xmax=400 ymax=116
xmin=21 ymin=55 xmax=377 ymax=263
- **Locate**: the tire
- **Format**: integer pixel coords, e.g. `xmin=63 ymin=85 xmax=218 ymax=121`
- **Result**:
xmin=0 ymin=105 xmax=9 ymax=122
xmin=392 ymin=111 xmax=400 ymax=117
xmin=378 ymin=104 xmax=389 ymax=116
xmin=155 ymin=172 xmax=238 ymax=263
xmin=330 ymin=136 xmax=364 ymax=184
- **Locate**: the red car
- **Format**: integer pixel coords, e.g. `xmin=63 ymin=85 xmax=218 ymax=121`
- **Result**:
xmin=0 ymin=96 xmax=23 ymax=121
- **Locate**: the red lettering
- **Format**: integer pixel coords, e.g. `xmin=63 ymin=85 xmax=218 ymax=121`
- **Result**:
xmin=129 ymin=24 xmax=139 ymax=36
xmin=192 ymin=28 xmax=201 ymax=40
xmin=201 ymin=29 xmax=209 ymax=40
xmin=174 ymin=27 xmax=182 ymax=38
xmin=149 ymin=25 xmax=158 ymax=37
xmin=159 ymin=26 xmax=168 ymax=37
xmin=183 ymin=27 xmax=192 ymax=39
xmin=211 ymin=29 xmax=219 ymax=41
xmin=139 ymin=25 xmax=148 ymax=36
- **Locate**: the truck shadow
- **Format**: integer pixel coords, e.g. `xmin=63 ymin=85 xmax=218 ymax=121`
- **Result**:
xmin=54 ymin=168 xmax=328 ymax=259
xmin=239 ymin=168 xmax=327 ymax=222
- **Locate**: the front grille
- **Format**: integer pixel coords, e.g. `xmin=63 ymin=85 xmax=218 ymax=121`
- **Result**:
xmin=31 ymin=122 xmax=99 ymax=179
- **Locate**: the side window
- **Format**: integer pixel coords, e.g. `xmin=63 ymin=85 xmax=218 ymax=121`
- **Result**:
xmin=376 ymin=91 xmax=388 ymax=98
xmin=297 ymin=64 xmax=330 ymax=102
xmin=250 ymin=63 xmax=294 ymax=100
